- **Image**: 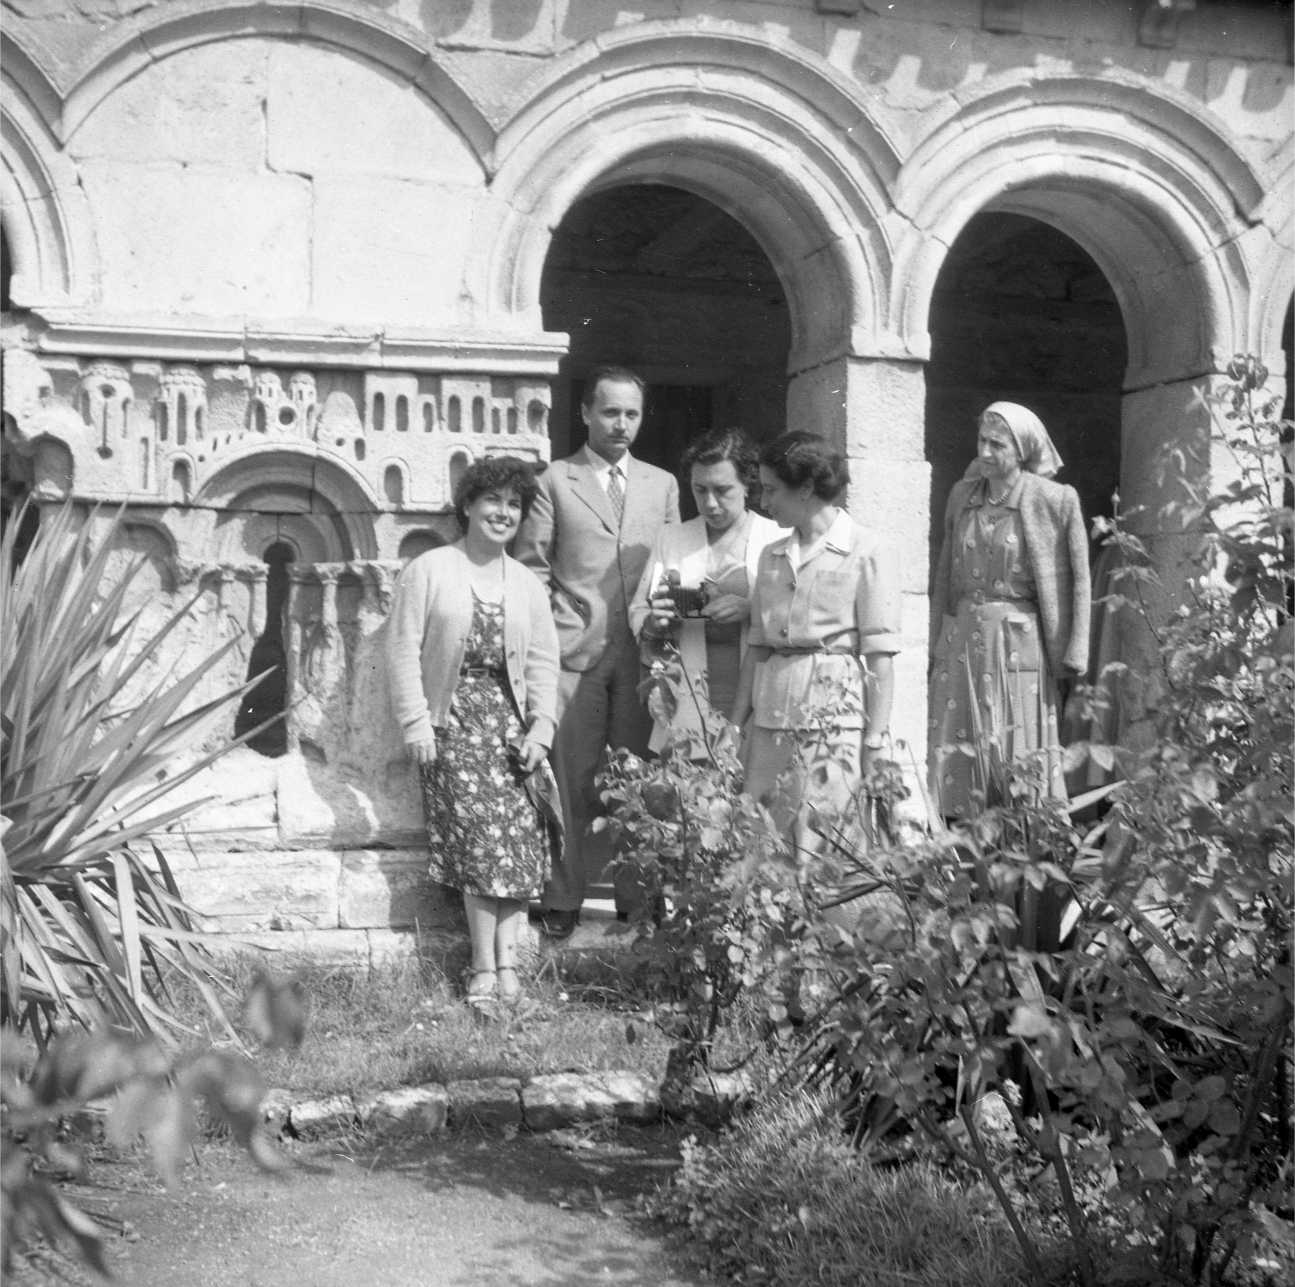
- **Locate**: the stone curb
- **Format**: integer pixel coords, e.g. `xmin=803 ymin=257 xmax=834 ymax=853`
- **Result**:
xmin=65 ymin=1067 xmax=750 ymax=1147
xmin=271 ymin=1069 xmax=664 ymax=1141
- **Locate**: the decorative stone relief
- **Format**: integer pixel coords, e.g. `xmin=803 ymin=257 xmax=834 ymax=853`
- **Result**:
xmin=2 ymin=352 xmax=553 ymax=544
xmin=156 ymin=365 xmax=207 ymax=449
xmin=2 ymin=349 xmax=84 ymax=498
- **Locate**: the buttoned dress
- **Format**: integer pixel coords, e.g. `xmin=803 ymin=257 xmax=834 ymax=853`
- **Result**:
xmin=742 ymin=512 xmax=901 ymax=846
xmin=927 ymin=481 xmax=1066 ymax=817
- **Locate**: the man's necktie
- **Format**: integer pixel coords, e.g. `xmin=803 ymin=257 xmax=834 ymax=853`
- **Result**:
xmin=607 ymin=465 xmax=624 ymax=526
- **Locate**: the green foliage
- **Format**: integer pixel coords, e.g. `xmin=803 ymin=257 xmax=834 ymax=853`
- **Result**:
xmin=652 ymin=1089 xmax=1053 ymax=1287
xmin=599 ymin=669 xmax=801 ymax=1078
xmin=787 ymin=361 xmax=1294 ymax=1286
xmin=1 ymin=971 xmax=306 ymax=1278
xmin=1 ymin=502 xmax=257 ymax=1045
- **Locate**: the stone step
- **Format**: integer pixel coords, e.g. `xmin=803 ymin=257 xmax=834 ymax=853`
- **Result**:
xmin=277 ymin=1069 xmax=664 ymax=1140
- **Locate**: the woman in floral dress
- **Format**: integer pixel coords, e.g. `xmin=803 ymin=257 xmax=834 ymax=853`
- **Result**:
xmin=387 ymin=457 xmax=561 ymax=1004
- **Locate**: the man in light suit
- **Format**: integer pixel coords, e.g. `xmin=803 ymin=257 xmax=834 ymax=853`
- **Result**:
xmin=514 ymin=367 xmax=680 ymax=936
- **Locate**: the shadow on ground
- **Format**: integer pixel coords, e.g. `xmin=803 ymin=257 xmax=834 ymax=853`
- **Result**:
xmin=10 ymin=1125 xmax=710 ymax=1287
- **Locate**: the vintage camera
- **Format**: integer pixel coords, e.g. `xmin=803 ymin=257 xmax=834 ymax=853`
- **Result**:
xmin=667 ymin=573 xmax=709 ymax=618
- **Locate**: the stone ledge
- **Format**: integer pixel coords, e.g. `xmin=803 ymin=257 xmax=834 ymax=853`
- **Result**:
xmin=287 ymin=1093 xmax=357 ymax=1139
xmin=523 ymin=1071 xmax=660 ymax=1131
xmin=267 ymin=1069 xmax=662 ymax=1142
xmin=446 ymin=1077 xmax=522 ymax=1129
xmin=339 ymin=851 xmax=461 ymax=931
xmin=356 ymin=1084 xmax=449 ymax=1136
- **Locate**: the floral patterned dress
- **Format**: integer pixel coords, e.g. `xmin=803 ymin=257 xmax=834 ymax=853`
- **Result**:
xmin=927 ymin=494 xmax=1065 ymax=818
xmin=419 ymin=593 xmax=549 ymax=900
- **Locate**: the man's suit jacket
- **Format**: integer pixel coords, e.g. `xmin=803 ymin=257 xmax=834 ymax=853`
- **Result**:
xmin=514 ymin=451 xmax=680 ymax=672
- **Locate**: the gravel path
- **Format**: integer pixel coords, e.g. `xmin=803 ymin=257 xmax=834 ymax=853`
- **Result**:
xmin=12 ymin=1127 xmax=708 ymax=1287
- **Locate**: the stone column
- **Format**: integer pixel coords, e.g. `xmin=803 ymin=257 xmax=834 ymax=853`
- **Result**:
xmin=787 ymin=353 xmax=931 ymax=770
xmin=247 ymin=564 xmax=269 ymax=640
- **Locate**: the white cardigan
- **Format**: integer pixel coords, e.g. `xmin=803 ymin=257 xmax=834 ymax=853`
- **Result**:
xmin=628 ymin=512 xmax=785 ymax=749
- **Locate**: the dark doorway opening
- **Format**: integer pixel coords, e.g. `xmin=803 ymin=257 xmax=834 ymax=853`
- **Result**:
xmin=540 ymin=184 xmax=790 ymax=481
xmin=236 ymin=541 xmax=294 ymax=757
xmin=925 ymin=212 xmax=1126 ymax=565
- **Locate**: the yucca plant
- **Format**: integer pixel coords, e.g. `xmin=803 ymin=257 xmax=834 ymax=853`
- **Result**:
xmin=1 ymin=501 xmax=259 ymax=1046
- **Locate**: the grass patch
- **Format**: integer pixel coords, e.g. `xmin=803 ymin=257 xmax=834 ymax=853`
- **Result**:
xmin=652 ymin=1088 xmax=1073 ymax=1287
xmin=175 ymin=952 xmax=676 ymax=1098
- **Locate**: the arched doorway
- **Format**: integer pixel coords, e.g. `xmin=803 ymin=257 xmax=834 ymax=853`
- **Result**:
xmin=539 ymin=184 xmax=791 ymax=512
xmin=235 ymin=539 xmax=294 ymax=757
xmin=924 ymin=212 xmax=1126 ymax=562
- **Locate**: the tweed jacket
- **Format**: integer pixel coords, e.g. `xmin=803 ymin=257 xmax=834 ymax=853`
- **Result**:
xmin=931 ymin=472 xmax=1091 ymax=677
xmin=513 ymin=450 xmax=680 ymax=672
xmin=385 ymin=543 xmax=560 ymax=748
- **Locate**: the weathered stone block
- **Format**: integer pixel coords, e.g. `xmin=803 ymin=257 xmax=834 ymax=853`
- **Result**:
xmin=277 ymin=754 xmax=423 ymax=849
xmin=356 ymin=1084 xmax=449 ymax=1136
xmin=580 ymin=1071 xmax=661 ymax=1125
xmin=77 ymin=162 xmax=312 ymax=316
xmin=288 ymin=1094 xmax=356 ymax=1139
xmin=521 ymin=1072 xmax=657 ymax=1132
xmin=339 ymin=850 xmax=450 ymax=929
xmin=447 ymin=1077 xmax=523 ymax=1129
xmin=151 ymin=747 xmax=280 ymax=852
xmin=266 ymin=43 xmax=482 ymax=184
xmin=366 ymin=925 xmax=463 ymax=969
xmin=170 ymin=851 xmax=340 ymax=932
xmin=68 ymin=40 xmax=268 ymax=167
xmin=312 ymin=178 xmax=480 ymax=327
xmin=208 ymin=929 xmax=371 ymax=969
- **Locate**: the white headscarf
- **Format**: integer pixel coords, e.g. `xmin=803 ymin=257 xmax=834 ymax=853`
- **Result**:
xmin=965 ymin=401 xmax=1064 ymax=480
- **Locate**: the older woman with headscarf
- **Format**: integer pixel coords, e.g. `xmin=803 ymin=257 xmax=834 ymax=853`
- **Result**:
xmin=928 ymin=401 xmax=1091 ymax=819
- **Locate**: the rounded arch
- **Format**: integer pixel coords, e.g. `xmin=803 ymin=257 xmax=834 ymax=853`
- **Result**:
xmin=0 ymin=71 xmax=97 ymax=305
xmin=889 ymin=73 xmax=1269 ymax=386
xmin=195 ymin=446 xmax=379 ymax=560
xmin=1253 ymin=142 xmax=1295 ymax=379
xmin=480 ymin=23 xmax=902 ymax=373
xmin=5 ymin=1 xmax=492 ymax=165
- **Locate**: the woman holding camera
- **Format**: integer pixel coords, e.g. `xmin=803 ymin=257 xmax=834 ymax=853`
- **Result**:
xmin=732 ymin=431 xmax=901 ymax=858
xmin=387 ymin=456 xmax=561 ymax=1006
xmin=629 ymin=428 xmax=784 ymax=753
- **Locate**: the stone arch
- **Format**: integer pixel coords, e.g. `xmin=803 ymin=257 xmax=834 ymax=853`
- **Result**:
xmin=890 ymin=73 xmax=1268 ymax=387
xmin=397 ymin=530 xmax=445 ymax=562
xmin=0 ymin=61 xmax=97 ymax=306
xmin=8 ymin=1 xmax=491 ymax=165
xmin=1253 ymin=142 xmax=1295 ymax=378
xmin=481 ymin=23 xmax=901 ymax=373
xmin=196 ymin=447 xmax=379 ymax=561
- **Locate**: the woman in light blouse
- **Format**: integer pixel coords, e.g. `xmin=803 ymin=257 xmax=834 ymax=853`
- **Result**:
xmin=732 ymin=431 xmax=902 ymax=858
xmin=629 ymin=428 xmax=784 ymax=755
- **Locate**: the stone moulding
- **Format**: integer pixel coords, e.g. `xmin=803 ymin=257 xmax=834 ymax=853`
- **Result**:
xmin=3 ymin=344 xmax=554 ymax=518
xmin=31 ymin=310 xmax=570 ymax=375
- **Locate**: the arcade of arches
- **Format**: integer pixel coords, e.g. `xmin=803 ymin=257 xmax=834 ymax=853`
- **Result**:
xmin=1 ymin=0 xmax=1289 ymax=952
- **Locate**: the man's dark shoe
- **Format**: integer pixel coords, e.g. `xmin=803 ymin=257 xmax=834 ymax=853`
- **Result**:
xmin=539 ymin=909 xmax=579 ymax=940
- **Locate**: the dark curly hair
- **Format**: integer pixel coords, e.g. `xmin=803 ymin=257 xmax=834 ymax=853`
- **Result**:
xmin=680 ymin=427 xmax=760 ymax=497
xmin=758 ymin=430 xmax=849 ymax=501
xmin=453 ymin=455 xmax=542 ymax=533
